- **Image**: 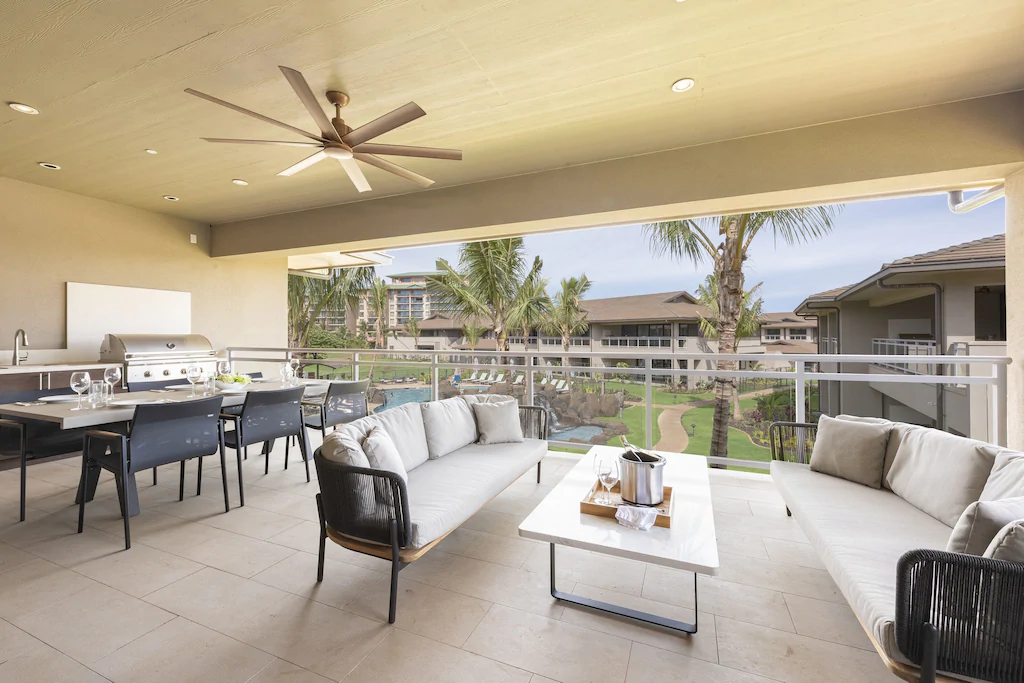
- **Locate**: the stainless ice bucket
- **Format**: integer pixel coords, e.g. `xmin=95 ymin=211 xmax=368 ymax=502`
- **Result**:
xmin=618 ymin=450 xmax=666 ymax=506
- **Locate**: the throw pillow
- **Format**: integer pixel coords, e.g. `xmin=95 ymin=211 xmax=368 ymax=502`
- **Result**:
xmin=362 ymin=426 xmax=408 ymax=484
xmin=980 ymin=451 xmax=1024 ymax=501
xmin=947 ymin=497 xmax=1024 ymax=555
xmin=320 ymin=430 xmax=370 ymax=468
xmin=472 ymin=401 xmax=524 ymax=445
xmin=886 ymin=428 xmax=998 ymax=527
xmin=809 ymin=414 xmax=891 ymax=488
xmin=421 ymin=397 xmax=478 ymax=459
xmin=983 ymin=520 xmax=1024 ymax=563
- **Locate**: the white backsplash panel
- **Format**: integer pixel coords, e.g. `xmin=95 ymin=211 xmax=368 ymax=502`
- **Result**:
xmin=66 ymin=282 xmax=190 ymax=357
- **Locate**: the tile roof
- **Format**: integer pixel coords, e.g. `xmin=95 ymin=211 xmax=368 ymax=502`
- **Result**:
xmin=417 ymin=314 xmax=491 ymax=331
xmin=884 ymin=233 xmax=1004 ymax=268
xmin=387 ymin=271 xmax=443 ymax=278
xmin=803 ymin=284 xmax=854 ymax=301
xmin=763 ymin=340 xmax=819 ymax=354
xmin=758 ymin=312 xmax=816 ymax=327
xmin=581 ymin=291 xmax=706 ymax=323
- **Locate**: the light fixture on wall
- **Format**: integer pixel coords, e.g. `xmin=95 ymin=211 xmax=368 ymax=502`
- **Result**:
xmin=38 ymin=162 xmax=61 ymax=170
xmin=145 ymin=149 xmax=158 ymax=155
xmin=231 ymin=178 xmax=249 ymax=186
xmin=8 ymin=102 xmax=39 ymax=115
xmin=163 ymin=195 xmax=180 ymax=201
xmin=671 ymin=78 xmax=695 ymax=93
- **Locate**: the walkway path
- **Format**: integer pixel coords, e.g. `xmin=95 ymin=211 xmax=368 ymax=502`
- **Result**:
xmin=651 ymin=387 xmax=783 ymax=452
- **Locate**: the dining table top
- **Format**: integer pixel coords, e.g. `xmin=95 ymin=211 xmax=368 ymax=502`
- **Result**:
xmin=0 ymin=378 xmax=332 ymax=430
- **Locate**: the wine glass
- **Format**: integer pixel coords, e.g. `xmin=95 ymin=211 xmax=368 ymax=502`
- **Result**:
xmin=289 ymin=357 xmax=301 ymax=382
xmin=103 ymin=366 xmax=121 ymax=404
xmin=70 ymin=371 xmax=91 ymax=411
xmin=217 ymin=360 xmax=231 ymax=377
xmin=186 ymin=364 xmax=204 ymax=397
xmin=596 ymin=456 xmax=620 ymax=505
xmin=280 ymin=362 xmax=293 ymax=385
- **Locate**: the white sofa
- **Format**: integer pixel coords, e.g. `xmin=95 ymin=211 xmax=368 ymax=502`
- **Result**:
xmin=313 ymin=395 xmax=548 ymax=622
xmin=771 ymin=417 xmax=1024 ymax=683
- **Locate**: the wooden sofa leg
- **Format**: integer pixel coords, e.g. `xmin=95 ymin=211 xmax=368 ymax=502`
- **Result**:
xmin=316 ymin=494 xmax=326 ymax=582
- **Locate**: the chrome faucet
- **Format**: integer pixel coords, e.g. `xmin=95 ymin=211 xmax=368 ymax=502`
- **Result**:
xmin=13 ymin=329 xmax=28 ymax=366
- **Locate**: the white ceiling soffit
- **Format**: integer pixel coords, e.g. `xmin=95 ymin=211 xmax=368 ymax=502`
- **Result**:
xmin=287 ymin=250 xmax=393 ymax=277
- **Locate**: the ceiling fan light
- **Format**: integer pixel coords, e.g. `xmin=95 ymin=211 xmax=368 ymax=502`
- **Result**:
xmin=323 ymin=146 xmax=353 ymax=160
xmin=38 ymin=162 xmax=61 ymax=170
xmin=145 ymin=149 xmax=158 ymax=154
xmin=9 ymin=102 xmax=39 ymax=115
xmin=671 ymin=78 xmax=695 ymax=93
xmin=163 ymin=195 xmax=180 ymax=201
xmin=231 ymin=179 xmax=249 ymax=186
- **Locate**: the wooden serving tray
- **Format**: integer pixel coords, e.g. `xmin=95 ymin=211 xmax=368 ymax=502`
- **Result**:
xmin=580 ymin=481 xmax=673 ymax=528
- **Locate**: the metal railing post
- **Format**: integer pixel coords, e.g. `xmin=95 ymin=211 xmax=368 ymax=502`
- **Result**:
xmin=431 ymin=357 xmax=439 ymax=401
xmin=795 ymin=360 xmax=807 ymax=461
xmin=645 ymin=358 xmax=654 ymax=450
xmin=353 ymin=353 xmax=360 ymax=382
xmin=992 ymin=362 xmax=1008 ymax=446
xmin=526 ymin=354 xmax=535 ymax=406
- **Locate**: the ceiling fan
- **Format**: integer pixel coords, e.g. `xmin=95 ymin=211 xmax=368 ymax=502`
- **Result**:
xmin=185 ymin=66 xmax=461 ymax=193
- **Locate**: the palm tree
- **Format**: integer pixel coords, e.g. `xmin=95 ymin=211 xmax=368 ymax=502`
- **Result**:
xmin=404 ymin=317 xmax=421 ymax=349
xmin=462 ymin=322 xmax=486 ymax=367
xmin=644 ymin=208 xmax=838 ymax=461
xmin=367 ymin=278 xmax=390 ymax=349
xmin=515 ymin=274 xmax=551 ymax=350
xmin=545 ymin=275 xmax=591 ymax=370
xmin=694 ymin=273 xmax=765 ymax=418
xmin=287 ymin=266 xmax=376 ymax=348
xmin=427 ymin=239 xmax=543 ymax=352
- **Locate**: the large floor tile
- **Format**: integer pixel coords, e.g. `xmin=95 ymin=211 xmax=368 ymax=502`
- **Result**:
xmin=230 ymin=594 xmax=391 ymax=680
xmin=439 ymin=555 xmax=565 ymax=619
xmin=0 ymin=618 xmax=41 ymax=663
xmin=179 ymin=529 xmax=296 ymax=577
xmin=93 ymin=616 xmax=275 ymax=683
xmin=248 ymin=658 xmax=334 ymax=683
xmin=242 ymin=487 xmax=320 ymax=522
xmin=715 ymin=530 xmax=768 ymax=560
xmin=716 ymin=616 xmax=894 ymax=683
xmin=461 ymin=508 xmax=527 ymax=538
xmin=762 ymin=537 xmax=826 ymax=570
xmin=346 ymin=575 xmax=491 ymax=647
xmin=436 ymin=527 xmax=536 ymax=568
xmin=783 ymin=594 xmax=873 ymax=651
xmin=625 ymin=641 xmax=773 ymax=683
xmin=13 ymin=582 xmax=174 ymax=665
xmin=346 ymin=629 xmax=532 ymax=683
xmin=0 ymin=559 xmax=95 ymax=620
xmin=716 ymin=553 xmax=843 ymax=603
xmin=522 ymin=543 xmax=647 ymax=596
xmin=397 ymin=548 xmax=463 ymax=586
xmin=463 ymin=604 xmax=631 ymax=683
xmin=252 ymin=550 xmax=380 ymax=608
xmin=712 ymin=496 xmax=752 ymax=516
xmin=715 ymin=511 xmax=809 ymax=543
xmin=266 ymin=520 xmax=391 ymax=572
xmin=73 ymin=542 xmax=204 ymax=597
xmin=197 ymin=504 xmax=305 ymax=540
xmin=20 ymin=525 xmax=127 ymax=569
xmin=0 ymin=540 xmax=35 ymax=573
xmin=559 ymin=582 xmax=718 ymax=664
xmin=641 ymin=565 xmax=795 ymax=632
xmin=0 ymin=641 xmax=109 ymax=683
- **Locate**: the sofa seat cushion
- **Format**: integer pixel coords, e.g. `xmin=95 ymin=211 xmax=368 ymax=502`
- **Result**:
xmin=404 ymin=439 xmax=546 ymax=548
xmin=771 ymin=460 xmax=952 ymax=663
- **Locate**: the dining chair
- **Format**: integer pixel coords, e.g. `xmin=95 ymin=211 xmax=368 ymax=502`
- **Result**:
xmin=302 ymin=380 xmax=370 ymax=443
xmin=76 ymin=395 xmax=226 ymax=549
xmin=219 ymin=387 xmax=310 ymax=506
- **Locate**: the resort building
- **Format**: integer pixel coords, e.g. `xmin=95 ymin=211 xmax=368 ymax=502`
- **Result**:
xmin=320 ymin=271 xmax=443 ymax=331
xmin=797 ymin=233 xmax=1006 ymax=441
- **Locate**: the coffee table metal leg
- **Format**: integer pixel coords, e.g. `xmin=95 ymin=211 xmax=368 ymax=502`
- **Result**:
xmin=549 ymin=543 xmax=698 ymax=634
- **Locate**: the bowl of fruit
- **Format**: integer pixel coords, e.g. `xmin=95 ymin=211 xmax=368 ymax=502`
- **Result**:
xmin=216 ymin=373 xmax=252 ymax=391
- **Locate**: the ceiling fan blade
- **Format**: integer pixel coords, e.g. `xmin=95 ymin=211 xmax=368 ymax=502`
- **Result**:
xmin=342 ymin=102 xmax=426 ymax=147
xmin=202 ymin=137 xmax=323 ymax=148
xmin=351 ymin=143 xmax=462 ymax=161
xmin=278 ymin=66 xmax=341 ymax=142
xmin=339 ymin=158 xmax=371 ymax=193
xmin=354 ymin=153 xmax=434 ymax=188
xmin=277 ymin=150 xmax=328 ymax=176
xmin=185 ymin=88 xmax=324 ymax=142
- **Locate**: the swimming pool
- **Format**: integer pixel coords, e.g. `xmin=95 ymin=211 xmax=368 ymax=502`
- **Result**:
xmin=550 ymin=425 xmax=604 ymax=442
xmin=375 ymin=386 xmax=432 ymax=412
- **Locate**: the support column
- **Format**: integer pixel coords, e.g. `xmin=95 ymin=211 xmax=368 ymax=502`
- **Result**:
xmin=1006 ymin=169 xmax=1024 ymax=449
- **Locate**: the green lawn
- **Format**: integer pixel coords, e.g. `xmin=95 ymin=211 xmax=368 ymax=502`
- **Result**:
xmin=680 ymin=397 xmax=771 ymax=470
xmin=599 ymin=380 xmax=713 ymax=406
xmin=595 ymin=405 xmax=663 ymax=449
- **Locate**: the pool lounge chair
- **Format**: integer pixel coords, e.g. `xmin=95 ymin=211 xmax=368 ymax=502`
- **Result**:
xmin=512 ymin=374 xmax=525 ymax=385
xmin=551 ymin=379 xmax=566 ymax=390
xmin=489 ymin=372 xmax=506 ymax=384
xmin=556 ymin=381 xmax=570 ymax=393
xmin=479 ymin=371 xmax=495 ymax=383
xmin=467 ymin=371 xmax=480 ymax=382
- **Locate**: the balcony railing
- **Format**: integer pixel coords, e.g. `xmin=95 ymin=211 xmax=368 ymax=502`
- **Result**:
xmin=229 ymin=346 xmax=1010 ymax=471
xmin=871 ymin=338 xmax=937 ymax=374
xmin=600 ymin=336 xmax=672 ymax=348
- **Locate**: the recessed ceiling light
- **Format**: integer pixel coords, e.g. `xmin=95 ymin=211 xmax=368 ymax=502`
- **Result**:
xmin=9 ymin=102 xmax=39 ymax=115
xmin=38 ymin=162 xmax=61 ymax=170
xmin=231 ymin=178 xmax=249 ymax=186
xmin=145 ymin=149 xmax=158 ymax=155
xmin=671 ymin=78 xmax=695 ymax=93
xmin=163 ymin=195 xmax=180 ymax=201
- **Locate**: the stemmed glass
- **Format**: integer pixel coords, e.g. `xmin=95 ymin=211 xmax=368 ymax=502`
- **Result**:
xmin=593 ymin=454 xmax=620 ymax=505
xmin=217 ymin=360 xmax=231 ymax=377
xmin=186 ymin=365 xmax=204 ymax=397
xmin=70 ymin=371 xmax=91 ymax=411
xmin=103 ymin=366 xmax=121 ymax=405
xmin=289 ymin=358 xmax=301 ymax=383
xmin=280 ymin=362 xmax=293 ymax=385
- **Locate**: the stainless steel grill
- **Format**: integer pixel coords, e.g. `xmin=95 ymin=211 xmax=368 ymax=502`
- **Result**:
xmin=99 ymin=334 xmax=217 ymax=389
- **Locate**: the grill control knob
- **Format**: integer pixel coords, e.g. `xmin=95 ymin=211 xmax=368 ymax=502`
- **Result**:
xmin=143 ymin=371 xmax=152 ymax=378
xmin=180 ymin=368 xmax=187 ymax=375
xmin=162 ymin=369 xmax=171 ymax=376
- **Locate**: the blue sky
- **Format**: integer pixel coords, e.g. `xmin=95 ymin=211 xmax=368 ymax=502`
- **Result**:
xmin=376 ymin=193 xmax=1005 ymax=312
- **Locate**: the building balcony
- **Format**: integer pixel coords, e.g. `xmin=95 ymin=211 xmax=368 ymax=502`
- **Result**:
xmin=870 ymin=338 xmax=937 ymax=375
xmin=600 ymin=336 xmax=672 ymax=348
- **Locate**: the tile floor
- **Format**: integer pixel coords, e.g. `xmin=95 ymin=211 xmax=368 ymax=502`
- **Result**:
xmin=0 ymin=438 xmax=897 ymax=683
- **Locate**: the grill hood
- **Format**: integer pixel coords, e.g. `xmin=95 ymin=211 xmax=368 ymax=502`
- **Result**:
xmin=100 ymin=333 xmax=215 ymax=362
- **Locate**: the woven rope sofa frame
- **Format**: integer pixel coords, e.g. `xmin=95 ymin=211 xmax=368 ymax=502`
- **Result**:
xmin=313 ymin=404 xmax=549 ymax=623
xmin=769 ymin=420 xmax=1024 ymax=683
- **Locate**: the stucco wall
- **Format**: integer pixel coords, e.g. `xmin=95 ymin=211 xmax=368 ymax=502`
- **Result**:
xmin=0 ymin=178 xmax=287 ymax=361
xmin=1007 ymin=169 xmax=1024 ymax=448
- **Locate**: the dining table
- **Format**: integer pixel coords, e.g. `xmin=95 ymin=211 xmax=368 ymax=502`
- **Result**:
xmin=0 ymin=378 xmax=331 ymax=516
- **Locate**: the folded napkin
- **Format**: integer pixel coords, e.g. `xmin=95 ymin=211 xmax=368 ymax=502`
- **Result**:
xmin=615 ymin=505 xmax=659 ymax=531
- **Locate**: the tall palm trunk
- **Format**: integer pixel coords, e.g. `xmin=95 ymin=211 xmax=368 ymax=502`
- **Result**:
xmin=562 ymin=334 xmax=570 ymax=374
xmin=711 ymin=218 xmax=744 ymax=461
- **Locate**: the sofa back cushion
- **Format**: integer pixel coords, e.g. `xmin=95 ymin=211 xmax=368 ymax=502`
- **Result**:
xmin=362 ymin=426 xmax=408 ymax=483
xmin=984 ymin=520 xmax=1024 ymax=562
xmin=886 ymin=428 xmax=998 ymax=527
xmin=320 ymin=430 xmax=370 ymax=468
xmin=331 ymin=403 xmax=429 ymax=472
xmin=473 ymin=401 xmax=525 ymax=445
xmin=421 ymin=397 xmax=478 ymax=459
xmin=810 ymin=415 xmax=891 ymax=488
xmin=947 ymin=497 xmax=1024 ymax=555
xmin=980 ymin=451 xmax=1024 ymax=501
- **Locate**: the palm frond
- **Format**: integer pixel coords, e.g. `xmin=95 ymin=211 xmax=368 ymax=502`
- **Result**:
xmin=642 ymin=219 xmax=718 ymax=267
xmin=694 ymin=274 xmax=764 ymax=339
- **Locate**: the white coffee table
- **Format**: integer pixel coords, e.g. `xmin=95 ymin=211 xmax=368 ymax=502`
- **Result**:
xmin=518 ymin=445 xmax=719 ymax=633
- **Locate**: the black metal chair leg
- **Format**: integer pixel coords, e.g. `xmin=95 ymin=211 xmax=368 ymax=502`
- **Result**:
xmin=115 ymin=463 xmax=131 ymax=550
xmin=179 ymin=460 xmax=186 ymax=501
xmin=19 ymin=429 xmax=27 ymax=522
xmin=152 ymin=467 xmax=158 ymax=485
xmin=219 ymin=441 xmax=230 ymax=513
xmin=284 ymin=438 xmax=290 ymax=470
xmin=316 ymin=494 xmax=326 ymax=582
xmin=244 ymin=445 xmax=248 ymax=460
xmin=920 ymin=623 xmax=938 ymax=683
xmin=299 ymin=430 xmax=311 ymax=483
xmin=77 ymin=439 xmax=89 ymax=533
xmin=236 ymin=449 xmax=245 ymax=507
xmin=196 ymin=456 xmax=203 ymax=496
xmin=265 ymin=441 xmax=271 ymax=475
xmin=389 ymin=519 xmax=400 ymax=624
xmin=537 ymin=461 xmax=541 ymax=483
